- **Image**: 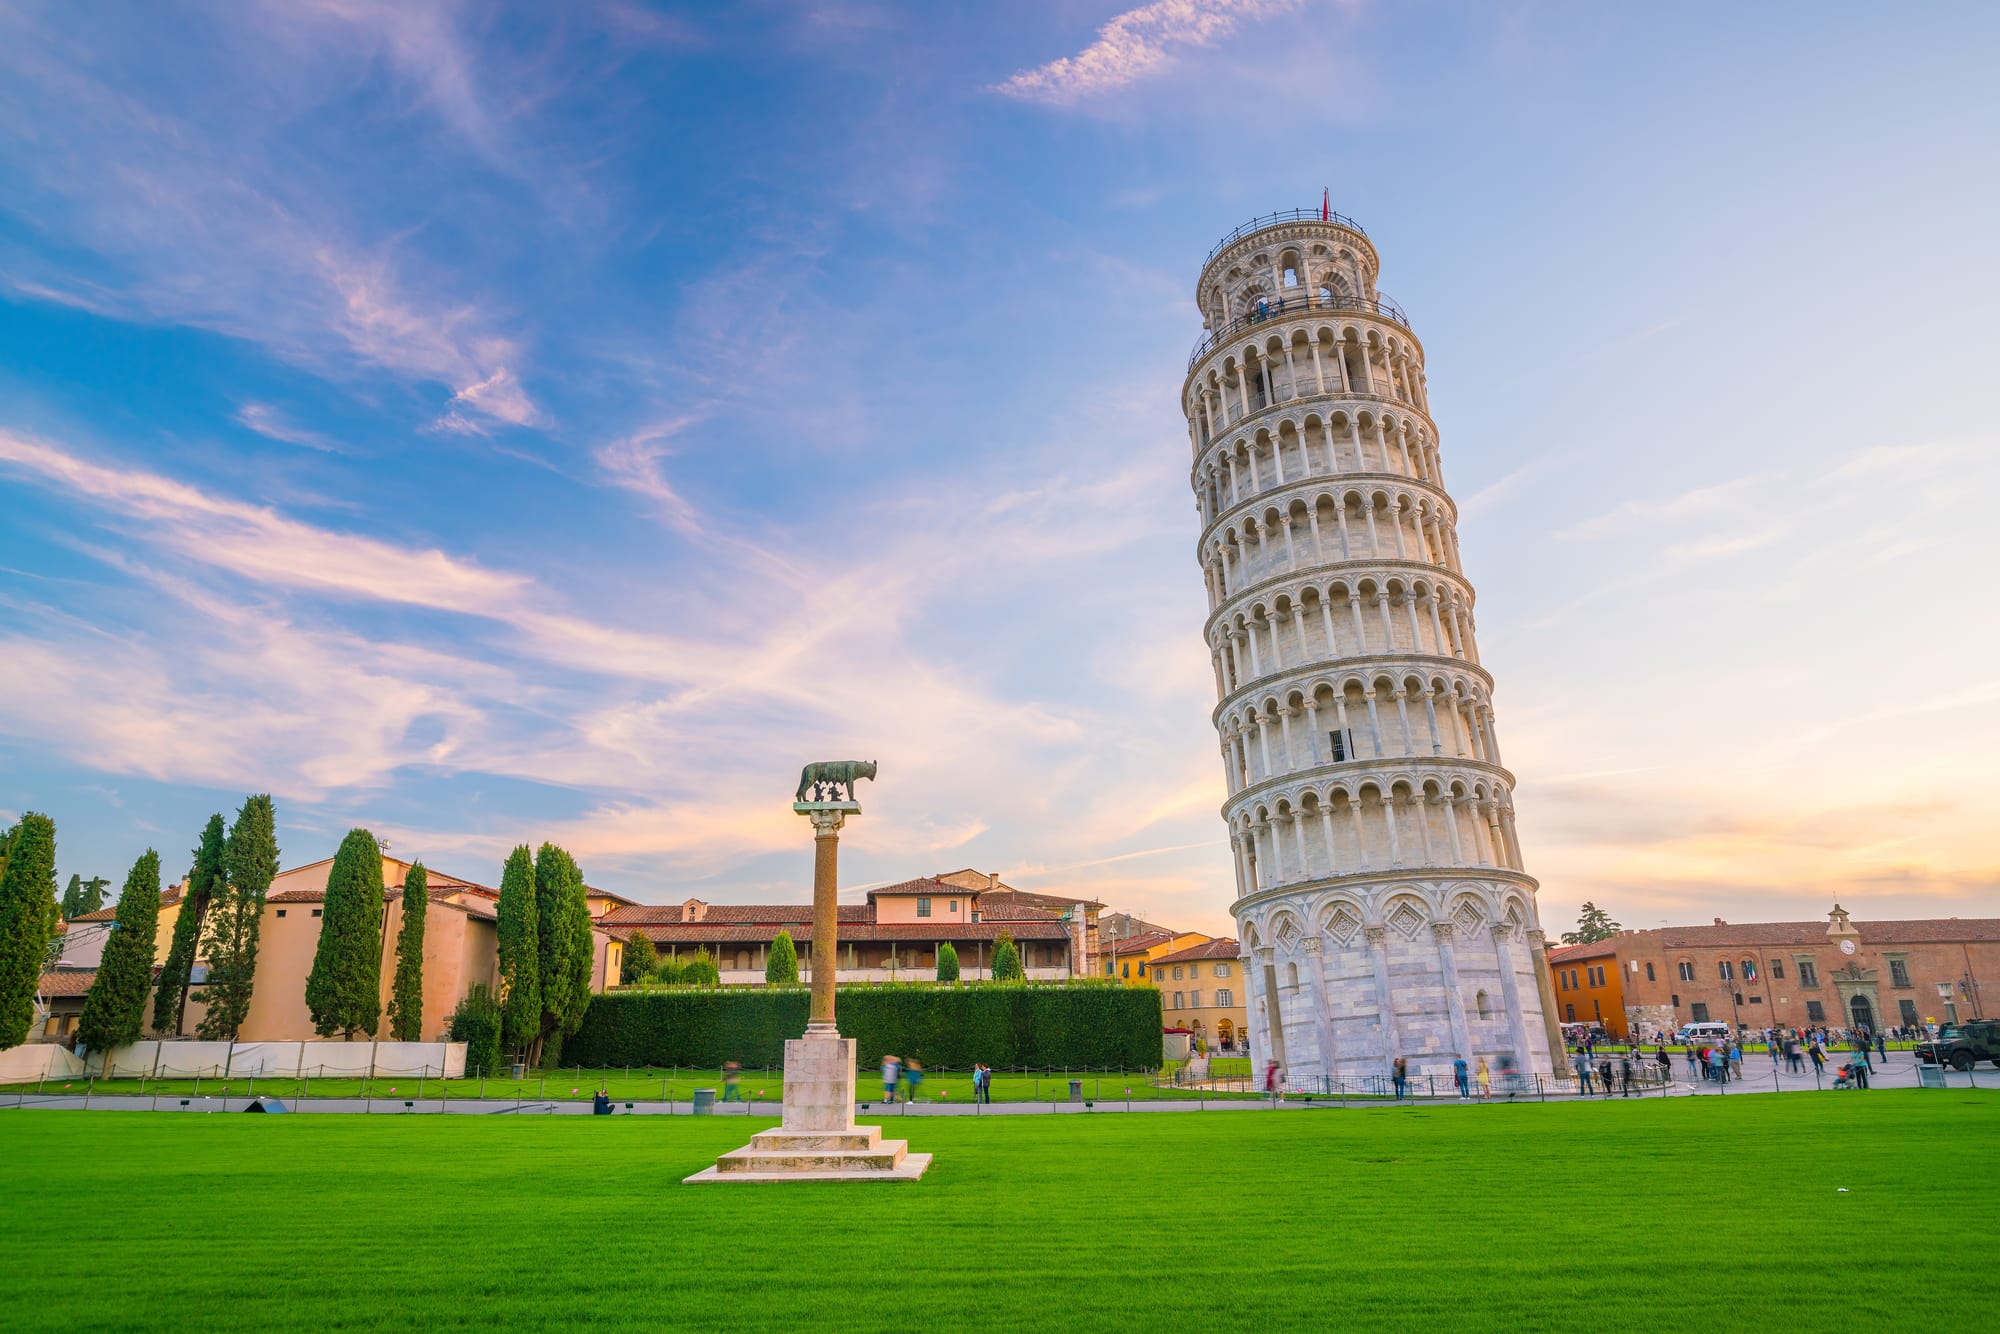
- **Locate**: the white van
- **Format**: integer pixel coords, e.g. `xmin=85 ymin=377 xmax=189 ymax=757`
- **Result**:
xmin=1676 ymin=1021 xmax=1733 ymax=1044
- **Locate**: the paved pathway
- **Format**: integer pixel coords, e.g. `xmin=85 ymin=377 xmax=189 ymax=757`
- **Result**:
xmin=7 ymin=1054 xmax=1992 ymax=1116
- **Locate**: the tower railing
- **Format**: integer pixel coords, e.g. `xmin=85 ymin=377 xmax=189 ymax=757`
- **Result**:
xmin=1189 ymin=292 xmax=1411 ymax=370
xmin=1201 ymin=208 xmax=1369 ymax=270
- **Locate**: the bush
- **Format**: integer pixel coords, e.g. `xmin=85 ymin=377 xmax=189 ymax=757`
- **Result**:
xmin=565 ymin=982 xmax=1162 ymax=1070
xmin=936 ymin=941 xmax=959 ymax=983
xmin=447 ymin=983 xmax=504 ymax=1077
xmin=622 ymin=932 xmax=657 ymax=984
xmin=682 ymin=947 xmax=719 ymax=987
xmin=765 ymin=931 xmax=798 ymax=985
xmin=652 ymin=955 xmax=687 ymax=986
xmin=991 ymin=931 xmax=1023 ymax=982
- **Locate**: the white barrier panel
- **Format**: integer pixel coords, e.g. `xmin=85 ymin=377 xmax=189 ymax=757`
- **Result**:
xmin=100 ymin=1040 xmax=466 ymax=1079
xmin=0 ymin=1044 xmax=83 ymax=1082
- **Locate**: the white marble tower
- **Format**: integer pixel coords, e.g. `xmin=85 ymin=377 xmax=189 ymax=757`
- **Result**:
xmin=1183 ymin=207 xmax=1560 ymax=1084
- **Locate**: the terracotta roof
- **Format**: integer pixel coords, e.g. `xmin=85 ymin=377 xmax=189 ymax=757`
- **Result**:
xmin=1150 ymin=938 xmax=1241 ymax=965
xmin=600 ymin=903 xmax=689 ymax=926
xmin=1103 ymin=929 xmax=1176 ymax=956
xmin=1614 ymin=919 xmax=2000 ymax=950
xmin=71 ymin=886 xmax=185 ymax=923
xmin=586 ymin=885 xmax=639 ymax=906
xmin=867 ymin=877 xmax=963 ymax=898
xmin=978 ymin=887 xmax=1105 ymax=914
xmin=623 ymin=920 xmax=1072 ymax=945
xmin=1547 ymin=940 xmax=1619 ymax=963
xmin=38 ymin=970 xmax=98 ymax=997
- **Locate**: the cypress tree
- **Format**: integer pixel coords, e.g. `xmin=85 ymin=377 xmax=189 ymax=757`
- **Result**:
xmin=766 ymin=930 xmax=799 ymax=985
xmin=991 ymin=931 xmax=1023 ymax=983
xmin=304 ymin=828 xmax=383 ymax=1039
xmin=496 ymin=845 xmax=539 ymax=1056
xmin=387 ymin=862 xmax=428 ymax=1042
xmin=936 ymin=941 xmax=960 ymax=983
xmin=155 ymin=813 xmax=225 ymax=1035
xmin=622 ymin=931 xmax=657 ymax=984
xmin=0 ymin=812 xmax=60 ymax=1050
xmin=76 ymin=850 xmax=162 ymax=1055
xmin=78 ymin=875 xmax=110 ymax=917
xmin=531 ymin=843 xmax=592 ymax=1064
xmin=197 ymin=795 xmax=279 ymax=1042
xmin=60 ymin=874 xmax=84 ymax=920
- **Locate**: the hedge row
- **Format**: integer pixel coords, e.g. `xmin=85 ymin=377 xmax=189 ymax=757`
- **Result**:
xmin=564 ymin=983 xmax=1163 ymax=1070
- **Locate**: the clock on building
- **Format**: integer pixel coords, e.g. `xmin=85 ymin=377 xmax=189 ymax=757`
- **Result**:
xmin=1839 ymin=939 xmax=1857 ymax=955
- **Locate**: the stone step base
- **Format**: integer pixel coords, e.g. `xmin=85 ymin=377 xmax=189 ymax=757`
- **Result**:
xmin=685 ymin=1152 xmax=932 ymax=1184
xmin=715 ymin=1141 xmax=908 ymax=1173
xmin=748 ymin=1127 xmax=882 ymax=1152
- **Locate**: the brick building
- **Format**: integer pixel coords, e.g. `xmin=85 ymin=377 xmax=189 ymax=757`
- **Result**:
xmin=1572 ymin=906 xmax=1996 ymax=1039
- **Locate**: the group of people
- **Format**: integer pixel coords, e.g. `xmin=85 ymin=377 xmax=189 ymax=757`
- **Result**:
xmin=1572 ymin=1048 xmax=1648 ymax=1096
xmin=877 ymin=1054 xmax=924 ymax=1103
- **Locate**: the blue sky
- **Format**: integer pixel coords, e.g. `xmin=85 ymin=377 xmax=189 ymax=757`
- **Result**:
xmin=2 ymin=1 xmax=1996 ymax=934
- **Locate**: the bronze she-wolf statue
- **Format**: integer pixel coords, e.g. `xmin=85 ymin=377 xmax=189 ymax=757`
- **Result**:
xmin=795 ymin=760 xmax=878 ymax=804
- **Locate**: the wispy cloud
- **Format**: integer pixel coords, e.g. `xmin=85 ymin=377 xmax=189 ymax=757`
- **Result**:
xmin=234 ymin=403 xmax=345 ymax=453
xmin=1558 ymin=472 xmax=1772 ymax=542
xmin=993 ymin=0 xmax=1304 ymax=105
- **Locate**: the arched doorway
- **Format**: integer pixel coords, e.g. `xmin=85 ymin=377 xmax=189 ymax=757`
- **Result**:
xmin=1850 ymin=995 xmax=1874 ymax=1032
xmin=1218 ymin=1018 xmax=1236 ymax=1050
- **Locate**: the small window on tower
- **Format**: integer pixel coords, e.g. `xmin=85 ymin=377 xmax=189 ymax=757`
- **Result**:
xmin=1329 ymin=730 xmax=1350 ymax=761
xmin=1645 ymin=962 xmax=1656 ymax=982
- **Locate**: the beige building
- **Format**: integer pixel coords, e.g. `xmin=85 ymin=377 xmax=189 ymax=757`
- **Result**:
xmin=1153 ymin=938 xmax=1250 ymax=1053
xmin=39 ymin=854 xmax=620 ymax=1045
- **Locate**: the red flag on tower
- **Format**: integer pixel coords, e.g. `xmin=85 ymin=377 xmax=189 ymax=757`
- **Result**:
xmin=1321 ymin=188 xmax=1330 ymax=221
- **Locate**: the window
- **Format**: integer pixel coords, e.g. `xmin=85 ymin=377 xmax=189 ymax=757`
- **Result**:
xmin=275 ymin=909 xmax=287 ymax=918
xmin=1190 ymin=990 xmax=1202 ymax=1008
xmin=1189 ymin=966 xmax=1202 ymax=980
xmin=1328 ymin=729 xmax=1351 ymax=761
xmin=1677 ymin=961 xmax=1696 ymax=982
xmin=1645 ymin=962 xmax=1656 ymax=982
xmin=1899 ymin=999 xmax=1919 ymax=1026
xmin=311 ymin=908 xmax=323 ymax=918
xmin=917 ymin=897 xmax=931 ymax=918
xmin=1476 ymin=990 xmax=1490 ymax=1020
xmin=1798 ymin=960 xmax=1818 ymax=988
xmin=1690 ymin=1002 xmax=1711 ymax=1022
xmin=1215 ymin=963 xmax=1231 ymax=978
xmin=1137 ymin=961 xmax=1147 ymax=977
xmin=1104 ymin=960 xmax=1115 ymax=976
xmin=1770 ymin=958 xmax=1784 ymax=980
xmin=1718 ymin=961 xmax=1733 ymax=981
xmin=1805 ymin=1000 xmax=1826 ymax=1023
xmin=1565 ymin=1003 xmax=1576 ymax=1021
xmin=1173 ymin=965 xmax=1185 ymax=980
xmin=1741 ymin=959 xmax=1757 ymax=982
xmin=1748 ymin=996 xmax=1762 ymax=1005
xmin=948 ymin=900 xmax=958 ymax=913
xmin=1890 ymin=959 xmax=1911 ymax=988
xmin=1216 ymin=988 xmax=1233 ymax=1007
xmin=1589 ymin=965 xmax=1605 ymax=987
xmin=1122 ymin=963 xmax=1130 ymax=978
xmin=1671 ymin=993 xmax=1680 ymax=1007
xmin=1174 ymin=991 xmax=1185 ymax=1010
xmin=1733 ymin=992 xmax=1744 ymax=1006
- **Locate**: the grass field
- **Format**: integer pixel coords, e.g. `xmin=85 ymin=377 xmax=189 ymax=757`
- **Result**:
xmin=3 ymin=1093 xmax=1992 ymax=1331
xmin=0 ymin=1065 xmax=1269 ymax=1104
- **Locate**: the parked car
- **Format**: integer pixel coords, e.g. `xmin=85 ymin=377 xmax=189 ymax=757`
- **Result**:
xmin=1916 ymin=1020 xmax=2000 ymax=1071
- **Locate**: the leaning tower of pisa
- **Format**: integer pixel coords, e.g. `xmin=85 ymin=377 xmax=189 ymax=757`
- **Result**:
xmin=1185 ymin=207 xmax=1561 ymax=1083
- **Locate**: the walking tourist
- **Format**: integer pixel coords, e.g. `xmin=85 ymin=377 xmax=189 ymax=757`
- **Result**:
xmin=1808 ymin=1041 xmax=1825 ymax=1075
xmin=1686 ymin=1046 xmax=1701 ymax=1078
xmin=881 ymin=1053 xmax=901 ymax=1103
xmin=1574 ymin=1049 xmax=1593 ymax=1095
xmin=1264 ymin=1060 xmax=1284 ymax=1100
xmin=1453 ymin=1056 xmax=1470 ymax=1099
xmin=1392 ymin=1055 xmax=1408 ymax=1100
xmin=1619 ymin=1055 xmax=1635 ymax=1096
xmin=1475 ymin=1056 xmax=1491 ymax=1100
xmin=1875 ymin=1032 xmax=1887 ymax=1061
xmin=721 ymin=1061 xmax=742 ymax=1102
xmin=1728 ymin=1042 xmax=1743 ymax=1079
xmin=973 ymin=1063 xmax=990 ymax=1104
xmin=903 ymin=1058 xmax=925 ymax=1101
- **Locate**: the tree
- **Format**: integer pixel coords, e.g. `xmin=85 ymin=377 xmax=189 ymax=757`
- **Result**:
xmin=531 ymin=843 xmax=593 ymax=1065
xmin=155 ymin=813 xmax=225 ymax=1035
xmin=386 ymin=862 xmax=428 ymax=1042
xmin=77 ymin=850 xmax=162 ymax=1056
xmin=766 ymin=930 xmax=799 ymax=985
xmin=990 ymin=931 xmax=1022 ymax=983
xmin=652 ymin=954 xmax=687 ymax=986
xmin=60 ymin=874 xmax=84 ymax=920
xmin=197 ymin=794 xmax=279 ymax=1041
xmin=621 ymin=931 xmax=657 ymax=984
xmin=936 ymin=941 xmax=960 ymax=983
xmin=304 ymin=828 xmax=384 ymax=1039
xmin=78 ymin=875 xmax=110 ymax=917
xmin=496 ymin=845 xmax=539 ymax=1056
xmin=447 ymin=982 xmax=503 ymax=1077
xmin=0 ymin=812 xmax=60 ymax=1050
xmin=1561 ymin=901 xmax=1622 ymax=945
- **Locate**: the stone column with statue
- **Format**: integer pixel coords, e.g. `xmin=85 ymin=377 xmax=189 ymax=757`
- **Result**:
xmin=687 ymin=760 xmax=931 ymax=1183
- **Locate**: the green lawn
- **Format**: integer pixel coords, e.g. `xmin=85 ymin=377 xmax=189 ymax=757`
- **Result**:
xmin=2 ymin=1094 xmax=1992 ymax=1331
xmin=1 ymin=1066 xmax=1267 ymax=1104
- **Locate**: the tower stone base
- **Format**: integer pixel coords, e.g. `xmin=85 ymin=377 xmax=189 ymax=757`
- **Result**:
xmin=684 ymin=1035 xmax=931 ymax=1184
